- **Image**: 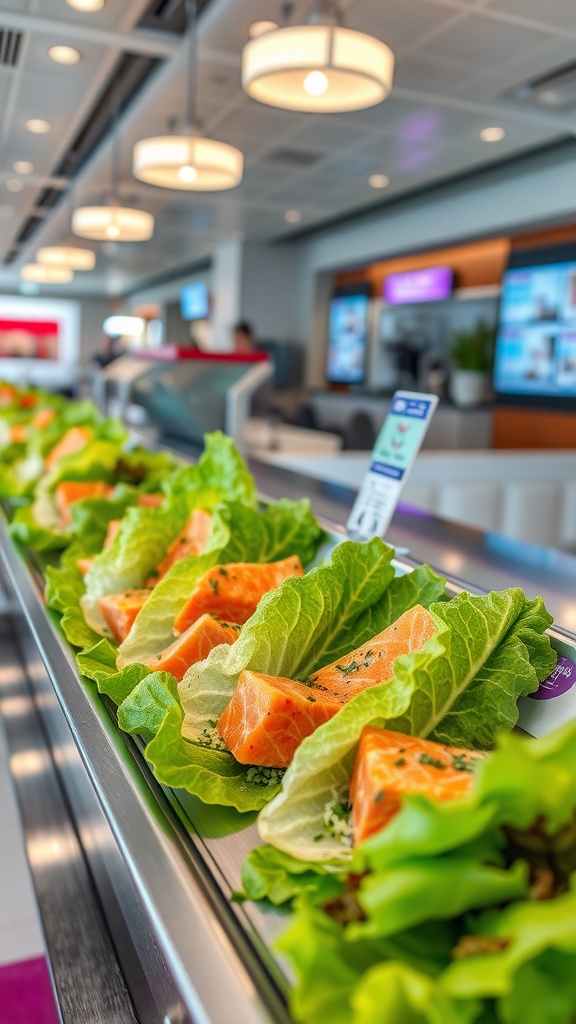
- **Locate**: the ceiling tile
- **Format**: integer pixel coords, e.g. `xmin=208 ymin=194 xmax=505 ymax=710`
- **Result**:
xmin=420 ymin=14 xmax=553 ymax=69
xmin=348 ymin=0 xmax=459 ymax=52
xmin=485 ymin=0 xmax=576 ymax=31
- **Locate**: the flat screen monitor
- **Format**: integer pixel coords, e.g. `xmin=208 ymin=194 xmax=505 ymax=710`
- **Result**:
xmin=326 ymin=291 xmax=370 ymax=385
xmin=180 ymin=282 xmax=209 ymax=321
xmin=493 ymin=245 xmax=576 ymax=408
xmin=384 ymin=265 xmax=453 ymax=305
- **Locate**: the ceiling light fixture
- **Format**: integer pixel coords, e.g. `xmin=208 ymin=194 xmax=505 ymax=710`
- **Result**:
xmin=20 ymin=264 xmax=73 ymax=284
xmin=133 ymin=1 xmax=243 ymax=191
xmin=5 ymin=179 xmax=24 ymax=193
xmin=12 ymin=161 xmax=33 ymax=175
xmin=284 ymin=209 xmax=302 ymax=223
xmin=242 ymin=1 xmax=394 ymax=113
xmin=66 ymin=0 xmax=105 ymax=10
xmin=248 ymin=20 xmax=279 ymax=38
xmin=369 ymin=173 xmax=390 ymax=189
xmin=74 ymin=98 xmax=154 ymax=241
xmin=48 ymin=45 xmax=82 ymax=65
xmin=37 ymin=246 xmax=96 ymax=271
xmin=25 ymin=119 xmax=51 ymax=134
xmin=479 ymin=126 xmax=505 ymax=142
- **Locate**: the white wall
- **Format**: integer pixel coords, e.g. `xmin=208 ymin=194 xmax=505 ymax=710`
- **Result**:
xmin=241 ymin=242 xmax=305 ymax=343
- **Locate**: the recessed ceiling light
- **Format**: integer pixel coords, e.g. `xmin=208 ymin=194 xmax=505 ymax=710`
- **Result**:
xmin=369 ymin=173 xmax=390 ymax=189
xmin=12 ymin=161 xmax=33 ymax=175
xmin=248 ymin=21 xmax=278 ymax=39
xmin=25 ymin=118 xmax=51 ymax=134
xmin=66 ymin=0 xmax=105 ymax=10
xmin=6 ymin=179 xmax=24 ymax=193
xmin=284 ymin=209 xmax=302 ymax=224
xmin=48 ymin=45 xmax=82 ymax=65
xmin=479 ymin=126 xmax=505 ymax=142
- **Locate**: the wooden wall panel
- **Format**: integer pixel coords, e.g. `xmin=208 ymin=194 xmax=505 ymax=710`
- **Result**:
xmin=493 ymin=408 xmax=576 ymax=449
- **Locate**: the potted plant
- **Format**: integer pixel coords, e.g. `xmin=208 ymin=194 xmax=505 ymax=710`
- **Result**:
xmin=449 ymin=318 xmax=495 ymax=408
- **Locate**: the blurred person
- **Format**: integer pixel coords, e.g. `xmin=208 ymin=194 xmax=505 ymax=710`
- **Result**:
xmin=233 ymin=321 xmax=255 ymax=354
xmin=93 ymin=336 xmax=122 ymax=369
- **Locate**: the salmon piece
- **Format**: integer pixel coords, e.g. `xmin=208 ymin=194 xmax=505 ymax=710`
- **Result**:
xmin=308 ymin=606 xmax=437 ymax=703
xmin=218 ymin=671 xmax=343 ymax=767
xmin=217 ymin=605 xmax=437 ymax=769
xmin=350 ymin=727 xmax=483 ymax=845
xmin=54 ymin=480 xmax=113 ymax=524
xmin=150 ymin=508 xmax=213 ymax=586
xmin=99 ymin=589 xmax=152 ymax=642
xmin=32 ymin=407 xmax=56 ymax=430
xmin=19 ymin=393 xmax=37 ymax=409
xmin=149 ymin=614 xmax=240 ymax=680
xmin=0 ymin=385 xmax=17 ymax=407
xmin=45 ymin=426 xmax=92 ymax=470
xmin=9 ymin=424 xmax=27 ymax=444
xmin=174 ymin=556 xmax=304 ymax=636
xmin=137 ymin=492 xmax=163 ymax=509
xmin=76 ymin=518 xmax=122 ymax=576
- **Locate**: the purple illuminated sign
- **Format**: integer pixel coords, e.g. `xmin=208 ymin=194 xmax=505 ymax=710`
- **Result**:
xmin=384 ymin=266 xmax=454 ymax=305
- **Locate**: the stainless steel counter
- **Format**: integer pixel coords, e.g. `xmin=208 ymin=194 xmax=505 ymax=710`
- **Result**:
xmin=0 ymin=457 xmax=575 ymax=1024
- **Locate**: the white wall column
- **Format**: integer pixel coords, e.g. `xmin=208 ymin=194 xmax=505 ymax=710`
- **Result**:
xmin=211 ymin=240 xmax=243 ymax=352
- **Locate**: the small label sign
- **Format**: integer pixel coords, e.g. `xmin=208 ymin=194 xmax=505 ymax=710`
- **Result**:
xmin=347 ymin=391 xmax=438 ymax=542
xmin=530 ymin=655 xmax=576 ymax=701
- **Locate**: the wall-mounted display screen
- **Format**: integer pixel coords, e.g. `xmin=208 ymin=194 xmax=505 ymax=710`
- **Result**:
xmin=326 ymin=292 xmax=369 ymax=385
xmin=384 ymin=266 xmax=453 ymax=305
xmin=0 ymin=318 xmax=60 ymax=359
xmin=494 ymin=248 xmax=576 ymax=405
xmin=180 ymin=282 xmax=209 ymax=321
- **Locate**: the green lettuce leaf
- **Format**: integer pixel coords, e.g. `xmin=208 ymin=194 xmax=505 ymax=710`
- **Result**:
xmin=178 ymin=542 xmax=443 ymax=745
xmin=351 ymin=961 xmax=480 ymax=1024
xmin=241 ymin=845 xmax=344 ymax=906
xmin=257 ymin=591 xmax=555 ymax=862
xmin=165 ymin=430 xmax=257 ymax=508
xmin=117 ymin=498 xmax=325 ymax=667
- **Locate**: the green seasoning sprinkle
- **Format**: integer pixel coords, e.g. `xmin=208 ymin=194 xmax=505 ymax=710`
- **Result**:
xmin=336 ymin=660 xmax=360 ymax=677
xmin=451 ymin=753 xmax=479 ymax=773
xmin=246 ymin=766 xmax=285 ymax=787
xmin=374 ymin=790 xmax=385 ymax=804
xmin=148 ymin=569 xmax=159 ymax=578
xmin=418 ymin=753 xmax=446 ymax=770
xmin=219 ymin=567 xmax=228 ymax=576
xmin=302 ymin=678 xmax=329 ymax=692
xmin=394 ymin=757 xmax=406 ymax=767
xmin=306 ymin=695 xmax=316 ymax=703
xmin=313 ymin=834 xmax=324 ymax=843
xmin=209 ymin=578 xmax=219 ymax=595
xmin=180 ymin=537 xmax=188 ymax=544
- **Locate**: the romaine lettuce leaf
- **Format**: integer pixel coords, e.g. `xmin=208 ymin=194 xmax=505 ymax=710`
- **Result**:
xmin=257 ymin=591 xmax=555 ymax=862
xmin=351 ymin=961 xmax=480 ymax=1024
xmin=241 ymin=845 xmax=344 ymax=906
xmin=178 ymin=542 xmax=443 ymax=745
xmin=117 ymin=498 xmax=325 ymax=667
xmin=165 ymin=430 xmax=257 ymax=509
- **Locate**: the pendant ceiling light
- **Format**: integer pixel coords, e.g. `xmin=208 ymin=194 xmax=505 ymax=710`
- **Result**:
xmin=21 ymin=264 xmax=73 ymax=284
xmin=133 ymin=1 xmax=243 ymax=191
xmin=74 ymin=96 xmax=154 ymax=241
xmin=242 ymin=1 xmax=394 ymax=113
xmin=37 ymin=246 xmax=96 ymax=271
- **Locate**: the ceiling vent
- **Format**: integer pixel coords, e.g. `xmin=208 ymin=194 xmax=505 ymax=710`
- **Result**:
xmin=0 ymin=30 xmax=22 ymax=68
xmin=263 ymin=147 xmax=323 ymax=169
xmin=504 ymin=59 xmax=576 ymax=112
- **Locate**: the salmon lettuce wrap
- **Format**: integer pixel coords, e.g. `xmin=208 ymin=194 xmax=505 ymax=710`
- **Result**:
xmin=254 ymin=719 xmax=576 ymax=1024
xmin=83 ymin=541 xmax=444 ymax=812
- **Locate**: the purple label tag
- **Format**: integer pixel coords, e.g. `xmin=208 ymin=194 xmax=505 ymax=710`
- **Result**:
xmin=530 ymin=655 xmax=576 ymax=700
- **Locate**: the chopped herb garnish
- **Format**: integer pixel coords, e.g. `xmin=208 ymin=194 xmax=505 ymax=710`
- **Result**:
xmin=394 ymin=757 xmax=406 ymax=767
xmin=209 ymin=578 xmax=219 ymax=595
xmin=336 ymin=660 xmax=360 ymax=677
xmin=313 ymin=834 xmax=324 ymax=843
xmin=451 ymin=753 xmax=479 ymax=773
xmin=246 ymin=766 xmax=285 ymax=787
xmin=306 ymin=695 xmax=316 ymax=703
xmin=219 ymin=567 xmax=228 ymax=576
xmin=418 ymin=753 xmax=446 ymax=770
xmin=374 ymin=790 xmax=385 ymax=804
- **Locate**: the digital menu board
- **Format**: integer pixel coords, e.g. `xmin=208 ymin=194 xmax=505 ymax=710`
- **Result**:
xmin=326 ymin=292 xmax=369 ymax=385
xmin=494 ymin=250 xmax=576 ymax=405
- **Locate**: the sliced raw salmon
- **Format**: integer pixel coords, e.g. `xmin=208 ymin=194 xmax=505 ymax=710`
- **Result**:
xmin=350 ymin=727 xmax=483 ymax=845
xmin=173 ymin=555 xmax=304 ymax=636
xmin=137 ymin=492 xmax=163 ymax=509
xmin=217 ymin=670 xmax=343 ymax=767
xmin=9 ymin=424 xmax=27 ymax=444
xmin=54 ymin=480 xmax=113 ymax=524
xmin=0 ymin=385 xmax=17 ymax=407
xmin=76 ymin=518 xmax=122 ymax=576
xmin=216 ymin=605 xmax=436 ymax=768
xmin=149 ymin=508 xmax=213 ymax=586
xmin=149 ymin=614 xmax=240 ymax=680
xmin=308 ymin=605 xmax=437 ymax=703
xmin=32 ymin=407 xmax=56 ymax=430
xmin=99 ymin=589 xmax=152 ymax=642
xmin=45 ymin=426 xmax=92 ymax=470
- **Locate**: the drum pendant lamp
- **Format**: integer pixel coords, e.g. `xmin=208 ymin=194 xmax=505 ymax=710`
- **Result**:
xmin=73 ymin=97 xmax=154 ymax=241
xmin=242 ymin=1 xmax=394 ymax=113
xmin=133 ymin=1 xmax=243 ymax=191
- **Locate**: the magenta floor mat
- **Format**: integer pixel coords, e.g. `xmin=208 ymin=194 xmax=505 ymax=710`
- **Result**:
xmin=0 ymin=956 xmax=59 ymax=1024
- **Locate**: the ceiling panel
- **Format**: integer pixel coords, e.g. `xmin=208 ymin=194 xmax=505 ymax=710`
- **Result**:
xmin=421 ymin=15 xmax=551 ymax=69
xmin=484 ymin=0 xmax=576 ymax=31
